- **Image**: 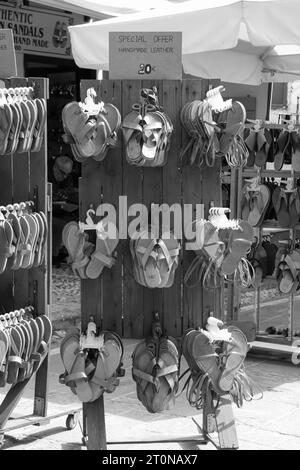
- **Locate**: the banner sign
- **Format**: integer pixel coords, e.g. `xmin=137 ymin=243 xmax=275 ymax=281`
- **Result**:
xmin=0 ymin=28 xmax=17 ymax=78
xmin=109 ymin=32 xmax=182 ymax=80
xmin=0 ymin=2 xmax=83 ymax=58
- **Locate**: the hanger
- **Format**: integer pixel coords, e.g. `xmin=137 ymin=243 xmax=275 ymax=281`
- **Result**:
xmin=208 ymin=207 xmax=240 ymax=230
xmin=205 ymin=86 xmax=232 ymax=113
xmin=80 ymin=87 xmax=105 ymax=116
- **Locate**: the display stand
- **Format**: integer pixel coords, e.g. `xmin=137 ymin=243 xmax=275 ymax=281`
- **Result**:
xmin=0 ymin=77 xmax=78 ymax=448
xmin=224 ymin=119 xmax=300 ymax=360
xmin=79 ymin=78 xmax=239 ymax=450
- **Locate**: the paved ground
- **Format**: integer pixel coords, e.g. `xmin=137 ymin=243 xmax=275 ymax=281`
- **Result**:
xmin=1 ymin=339 xmax=300 ymax=451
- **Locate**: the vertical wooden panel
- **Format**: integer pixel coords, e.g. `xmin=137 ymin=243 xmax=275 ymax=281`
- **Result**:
xmin=99 ymin=80 xmax=123 ymax=335
xmin=141 ymin=79 xmax=164 ymax=337
xmin=9 ymin=77 xmax=30 ymax=312
xmin=27 ymin=77 xmax=50 ymax=417
xmin=181 ymin=79 xmax=205 ymax=331
xmin=122 ymin=80 xmax=144 ymax=338
xmin=80 ymin=80 xmax=103 ymax=331
xmin=162 ymin=80 xmax=183 ymax=337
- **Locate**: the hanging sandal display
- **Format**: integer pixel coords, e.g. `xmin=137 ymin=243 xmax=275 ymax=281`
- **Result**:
xmin=62 ymin=87 xmax=121 ymax=162
xmin=59 ymin=317 xmax=124 ymax=403
xmin=122 ymin=87 xmax=173 ymax=167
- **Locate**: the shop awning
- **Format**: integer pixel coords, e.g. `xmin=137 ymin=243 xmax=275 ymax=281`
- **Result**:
xmin=32 ymin=0 xmax=184 ymax=19
xmin=67 ymin=0 xmax=300 ymax=85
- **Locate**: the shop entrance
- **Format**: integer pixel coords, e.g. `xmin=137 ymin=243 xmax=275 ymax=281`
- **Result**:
xmin=24 ymin=54 xmax=95 ymax=266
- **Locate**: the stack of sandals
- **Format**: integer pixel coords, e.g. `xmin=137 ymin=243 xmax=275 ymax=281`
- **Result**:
xmin=0 ymin=87 xmax=47 ymax=155
xmin=184 ymin=217 xmax=254 ymax=289
xmin=59 ymin=327 xmax=124 ymax=403
xmin=132 ymin=314 xmax=179 ymax=413
xmin=180 ymin=318 xmax=261 ymax=410
xmin=0 ymin=309 xmax=52 ymax=387
xmin=122 ymin=87 xmax=173 ymax=167
xmin=62 ymin=93 xmax=121 ymax=163
xmin=180 ymin=99 xmax=248 ymax=169
xmin=130 ymin=226 xmax=181 ymax=288
xmin=62 ymin=219 xmax=119 ymax=279
xmin=0 ymin=204 xmax=48 ymax=274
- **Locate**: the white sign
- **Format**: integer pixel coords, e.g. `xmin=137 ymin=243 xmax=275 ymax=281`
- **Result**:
xmin=109 ymin=32 xmax=182 ymax=80
xmin=0 ymin=2 xmax=83 ymax=58
xmin=0 ymin=28 xmax=17 ymax=78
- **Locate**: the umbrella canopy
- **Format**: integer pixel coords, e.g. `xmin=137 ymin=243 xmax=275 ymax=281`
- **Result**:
xmin=68 ymin=0 xmax=300 ymax=85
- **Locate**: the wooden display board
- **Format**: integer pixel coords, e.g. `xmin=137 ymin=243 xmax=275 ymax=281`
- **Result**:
xmin=79 ymin=78 xmax=223 ymax=450
xmin=0 ymin=77 xmax=51 ymax=431
xmin=80 ymin=78 xmax=222 ymax=341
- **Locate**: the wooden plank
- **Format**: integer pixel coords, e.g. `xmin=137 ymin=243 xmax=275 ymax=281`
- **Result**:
xmin=141 ymin=79 xmax=164 ymax=337
xmin=181 ymin=79 xmax=205 ymax=331
xmin=9 ymin=77 xmax=30 ymax=312
xmin=80 ymin=80 xmax=104 ymax=331
xmin=214 ymin=394 xmax=239 ymax=449
xmin=162 ymin=80 xmax=183 ymax=337
xmin=122 ymin=79 xmax=144 ymax=339
xmin=79 ymin=80 xmax=108 ymax=451
xmin=99 ymin=79 xmax=123 ymax=335
xmin=86 ymin=396 xmax=107 ymax=450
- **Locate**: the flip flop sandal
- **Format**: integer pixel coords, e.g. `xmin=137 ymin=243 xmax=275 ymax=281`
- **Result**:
xmin=151 ymin=338 xmax=179 ymax=413
xmin=0 ymin=219 xmax=15 ymax=273
xmin=60 ymin=332 xmax=93 ymax=402
xmin=217 ymin=326 xmax=248 ymax=393
xmin=132 ymin=339 xmax=156 ymax=412
xmin=6 ymin=212 xmax=21 ymax=270
xmin=291 ymin=132 xmax=300 ymax=171
xmin=63 ymin=222 xmax=89 ymax=274
xmin=241 ymin=186 xmax=251 ymax=220
xmin=38 ymin=211 xmax=48 ymax=266
xmin=221 ymin=221 xmax=253 ymax=276
xmin=189 ymin=330 xmax=225 ymax=395
xmin=274 ymin=131 xmax=290 ymax=170
xmin=89 ymin=332 xmax=123 ymax=402
xmin=202 ymin=221 xmax=225 ymax=264
xmin=62 ymin=102 xmax=97 ymax=158
xmin=32 ymin=212 xmax=45 ymax=267
xmin=17 ymin=101 xmax=32 ymax=153
xmin=219 ymin=101 xmax=246 ymax=156
xmin=272 ymin=186 xmax=290 ymax=228
xmin=16 ymin=320 xmax=31 ymax=382
xmin=21 ymin=213 xmax=38 ymax=269
xmin=11 ymin=215 xmax=31 ymax=270
xmin=5 ymin=103 xmax=20 ymax=155
xmin=6 ymin=326 xmax=23 ymax=384
xmin=248 ymin=185 xmax=270 ymax=227
xmin=134 ymin=230 xmax=161 ymax=288
xmin=141 ymin=112 xmax=164 ymax=162
xmin=289 ymin=188 xmax=300 ymax=228
xmin=52 ymin=21 xmax=61 ymax=47
xmin=255 ymin=130 xmax=268 ymax=167
xmin=0 ymin=103 xmax=13 ymax=155
xmin=156 ymin=233 xmax=180 ymax=288
xmin=122 ymin=108 xmax=144 ymax=164
xmin=85 ymin=221 xmax=118 ymax=279
xmin=0 ymin=329 xmax=9 ymax=385
xmin=31 ymin=98 xmax=47 ymax=153
xmin=24 ymin=99 xmax=38 ymax=152
xmin=27 ymin=318 xmax=42 ymax=377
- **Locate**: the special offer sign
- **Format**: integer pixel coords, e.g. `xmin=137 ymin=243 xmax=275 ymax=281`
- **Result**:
xmin=109 ymin=32 xmax=182 ymax=80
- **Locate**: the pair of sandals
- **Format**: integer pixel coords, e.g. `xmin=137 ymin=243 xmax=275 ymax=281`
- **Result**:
xmin=0 ymin=88 xmax=47 ymax=156
xmin=272 ymin=186 xmax=300 ymax=228
xmin=241 ymin=181 xmax=271 ymax=227
xmin=276 ymin=249 xmax=300 ymax=294
xmin=132 ymin=319 xmax=179 ymax=413
xmin=130 ymin=227 xmax=181 ymax=288
xmin=62 ymin=220 xmax=119 ymax=279
xmin=184 ymin=219 xmax=253 ymax=289
xmin=244 ymin=126 xmax=272 ymax=168
xmin=181 ymin=325 xmax=257 ymax=410
xmin=62 ymin=100 xmax=121 ymax=163
xmin=122 ymin=89 xmax=173 ymax=167
xmin=59 ymin=327 xmax=124 ymax=403
xmin=0 ymin=309 xmax=52 ymax=387
xmin=0 ymin=205 xmax=47 ymax=274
